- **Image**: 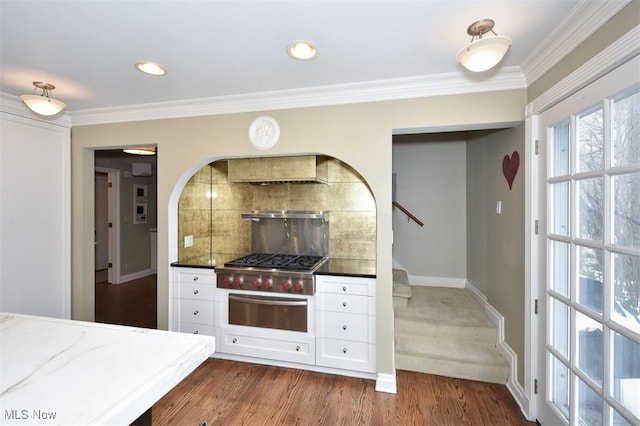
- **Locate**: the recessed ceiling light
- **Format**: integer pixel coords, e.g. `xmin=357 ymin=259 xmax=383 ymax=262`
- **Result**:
xmin=134 ymin=61 xmax=168 ymax=76
xmin=287 ymin=40 xmax=318 ymax=61
xmin=123 ymin=147 xmax=156 ymax=155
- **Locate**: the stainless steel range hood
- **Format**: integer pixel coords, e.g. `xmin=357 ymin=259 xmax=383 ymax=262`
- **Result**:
xmin=227 ymin=155 xmax=329 ymax=184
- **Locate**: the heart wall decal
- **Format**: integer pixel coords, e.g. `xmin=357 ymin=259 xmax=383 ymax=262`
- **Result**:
xmin=502 ymin=151 xmax=520 ymax=190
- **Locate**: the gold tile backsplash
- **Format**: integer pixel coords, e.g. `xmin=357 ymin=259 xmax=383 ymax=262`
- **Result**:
xmin=177 ymin=157 xmax=376 ymax=264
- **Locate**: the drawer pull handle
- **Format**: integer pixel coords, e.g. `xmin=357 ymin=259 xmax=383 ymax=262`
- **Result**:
xmin=296 ymin=346 xmax=301 ymax=352
xmin=342 ymin=348 xmax=347 ymax=354
xmin=193 ymin=289 xmax=199 ymax=295
xmin=193 ymin=310 xmax=199 ymax=315
xmin=232 ymin=338 xmax=237 ymax=343
xmin=342 ymin=286 xmax=347 ymax=292
xmin=193 ymin=276 xmax=199 ymax=281
xmin=342 ymin=302 xmax=347 ymax=307
xmin=193 ymin=330 xmax=199 ymax=335
xmin=342 ymin=325 xmax=347 ymax=330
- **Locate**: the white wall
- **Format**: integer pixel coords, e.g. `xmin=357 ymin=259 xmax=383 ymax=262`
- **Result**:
xmin=0 ymin=109 xmax=71 ymax=318
xmin=392 ymin=133 xmax=467 ymax=283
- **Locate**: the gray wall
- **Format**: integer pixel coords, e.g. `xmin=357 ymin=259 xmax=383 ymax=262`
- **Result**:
xmin=467 ymin=125 xmax=526 ymax=386
xmin=392 ymin=133 xmax=467 ymax=281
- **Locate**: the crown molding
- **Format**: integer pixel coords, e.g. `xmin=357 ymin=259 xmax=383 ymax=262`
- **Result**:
xmin=0 ymin=92 xmax=72 ymax=128
xmin=70 ymin=68 xmax=526 ymax=126
xmin=521 ymin=0 xmax=630 ymax=86
xmin=528 ymin=25 xmax=639 ymax=116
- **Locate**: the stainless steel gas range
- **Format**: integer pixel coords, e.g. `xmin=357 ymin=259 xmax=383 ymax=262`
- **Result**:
xmin=216 ymin=210 xmax=329 ymax=334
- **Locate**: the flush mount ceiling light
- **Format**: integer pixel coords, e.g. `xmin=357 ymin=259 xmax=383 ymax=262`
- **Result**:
xmin=123 ymin=147 xmax=156 ymax=155
xmin=21 ymin=82 xmax=66 ymax=116
xmin=456 ymin=19 xmax=512 ymax=72
xmin=287 ymin=40 xmax=318 ymax=61
xmin=134 ymin=61 xmax=168 ymax=76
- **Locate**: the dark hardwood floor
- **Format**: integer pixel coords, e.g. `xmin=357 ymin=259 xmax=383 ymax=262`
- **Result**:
xmin=95 ymin=270 xmax=534 ymax=425
xmin=95 ymin=271 xmax=157 ymax=329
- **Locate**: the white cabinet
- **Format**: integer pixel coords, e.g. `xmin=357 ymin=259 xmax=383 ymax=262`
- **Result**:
xmin=171 ymin=268 xmax=216 ymax=336
xmin=316 ymin=275 xmax=376 ymax=373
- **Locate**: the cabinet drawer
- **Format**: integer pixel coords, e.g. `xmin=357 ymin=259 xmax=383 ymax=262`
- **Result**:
xmin=316 ymin=338 xmax=375 ymax=372
xmin=176 ymin=299 xmax=214 ymax=325
xmin=316 ymin=276 xmax=375 ymax=296
xmin=316 ymin=312 xmax=368 ymax=342
xmin=175 ymin=269 xmax=215 ymax=285
xmin=218 ymin=327 xmax=315 ymax=365
xmin=318 ymin=281 xmax=368 ymax=296
xmin=174 ymin=282 xmax=215 ymax=301
xmin=317 ymin=293 xmax=368 ymax=314
xmin=173 ymin=322 xmax=215 ymax=337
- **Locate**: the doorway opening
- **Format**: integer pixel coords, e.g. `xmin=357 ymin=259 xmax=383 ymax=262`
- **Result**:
xmin=94 ymin=149 xmax=158 ymax=328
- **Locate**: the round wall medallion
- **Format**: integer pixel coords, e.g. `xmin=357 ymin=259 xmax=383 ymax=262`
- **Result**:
xmin=248 ymin=116 xmax=280 ymax=150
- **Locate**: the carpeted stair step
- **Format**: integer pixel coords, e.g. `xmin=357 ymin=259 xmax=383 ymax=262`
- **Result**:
xmin=394 ymin=284 xmax=509 ymax=384
xmin=395 ymin=346 xmax=509 ymax=384
xmin=395 ymin=317 xmax=496 ymax=347
xmin=392 ymin=269 xmax=412 ymax=309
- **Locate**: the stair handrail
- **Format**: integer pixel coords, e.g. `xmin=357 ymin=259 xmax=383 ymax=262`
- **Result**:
xmin=392 ymin=201 xmax=424 ymax=227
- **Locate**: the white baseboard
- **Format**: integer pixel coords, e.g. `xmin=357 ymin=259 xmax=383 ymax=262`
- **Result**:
xmin=466 ymin=280 xmax=533 ymax=421
xmin=375 ymin=372 xmax=397 ymax=394
xmin=118 ymin=268 xmax=155 ymax=284
xmin=408 ymin=275 xmax=466 ymax=288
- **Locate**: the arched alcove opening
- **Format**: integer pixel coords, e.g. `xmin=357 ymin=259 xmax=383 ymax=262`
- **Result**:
xmin=169 ymin=154 xmax=376 ymax=267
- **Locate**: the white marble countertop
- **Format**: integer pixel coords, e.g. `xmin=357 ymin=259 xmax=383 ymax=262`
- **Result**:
xmin=0 ymin=313 xmax=215 ymax=425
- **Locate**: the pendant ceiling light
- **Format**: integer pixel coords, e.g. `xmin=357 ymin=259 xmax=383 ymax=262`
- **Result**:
xmin=457 ymin=19 xmax=511 ymax=73
xmin=21 ymin=81 xmax=66 ymax=116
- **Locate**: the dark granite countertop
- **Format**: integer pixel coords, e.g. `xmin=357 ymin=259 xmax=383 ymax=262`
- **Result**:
xmin=170 ymin=258 xmax=376 ymax=278
xmin=314 ymin=258 xmax=376 ymax=278
xmin=170 ymin=261 xmax=215 ymax=270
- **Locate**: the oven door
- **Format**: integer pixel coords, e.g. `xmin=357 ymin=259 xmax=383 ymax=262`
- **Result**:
xmin=228 ymin=293 xmax=307 ymax=332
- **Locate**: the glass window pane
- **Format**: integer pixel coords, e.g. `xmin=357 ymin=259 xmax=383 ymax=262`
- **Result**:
xmin=551 ymin=298 xmax=570 ymax=357
xmin=551 ymin=181 xmax=570 ymax=236
xmin=613 ymin=172 xmax=640 ymax=249
xmin=550 ymin=240 xmax=570 ymax=297
xmin=612 ymin=409 xmax=634 ymax=426
xmin=577 ymin=246 xmax=604 ymax=313
xmin=578 ymin=378 xmax=603 ymax=425
xmin=577 ymin=177 xmax=603 ymax=241
xmin=612 ymin=253 xmax=640 ymax=335
xmin=577 ymin=311 xmax=603 ymax=385
xmin=612 ymin=89 xmax=640 ymax=167
xmin=552 ymin=120 xmax=570 ymax=177
xmin=612 ymin=331 xmax=640 ymax=422
xmin=577 ymin=106 xmax=604 ymax=172
xmin=550 ymin=354 xmax=570 ymax=421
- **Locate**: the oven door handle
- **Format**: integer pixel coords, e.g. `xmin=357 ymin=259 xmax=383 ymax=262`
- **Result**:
xmin=229 ymin=294 xmax=308 ymax=307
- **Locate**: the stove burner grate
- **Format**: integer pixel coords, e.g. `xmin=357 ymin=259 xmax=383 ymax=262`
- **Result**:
xmin=225 ymin=253 xmax=325 ymax=271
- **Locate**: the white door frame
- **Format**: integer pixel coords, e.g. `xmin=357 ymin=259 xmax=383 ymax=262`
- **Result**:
xmin=526 ymin=29 xmax=639 ymax=423
xmin=95 ymin=166 xmax=121 ymax=284
xmin=94 ymin=172 xmax=109 ymax=271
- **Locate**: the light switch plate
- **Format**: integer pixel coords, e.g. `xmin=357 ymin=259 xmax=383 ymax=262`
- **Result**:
xmin=496 ymin=201 xmax=502 ymax=215
xmin=184 ymin=235 xmax=194 ymax=248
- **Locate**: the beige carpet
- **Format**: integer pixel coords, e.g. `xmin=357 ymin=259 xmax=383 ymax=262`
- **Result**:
xmin=393 ymin=270 xmax=509 ymax=384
